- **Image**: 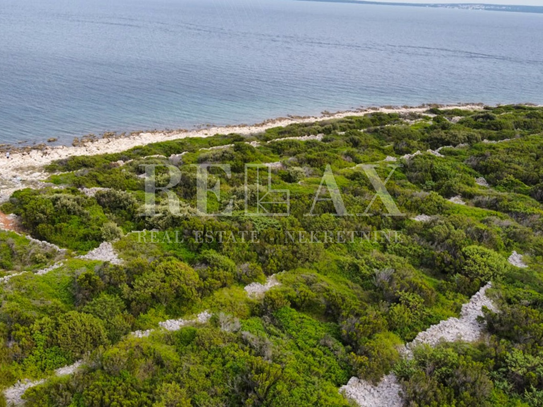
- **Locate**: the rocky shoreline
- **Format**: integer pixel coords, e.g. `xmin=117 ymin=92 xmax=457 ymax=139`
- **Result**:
xmin=0 ymin=103 xmax=485 ymax=203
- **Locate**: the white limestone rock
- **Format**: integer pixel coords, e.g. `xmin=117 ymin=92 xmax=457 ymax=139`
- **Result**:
xmin=448 ymin=196 xmax=466 ymax=205
xmin=158 ymin=311 xmax=213 ymax=332
xmin=132 ymin=330 xmax=153 ymax=338
xmin=79 ymin=187 xmax=109 ymax=197
xmin=401 ymin=150 xmax=421 ymax=160
xmin=80 ymin=242 xmax=122 ymax=265
xmin=244 ymin=275 xmax=281 ymax=298
xmin=340 ymin=374 xmax=403 ymax=407
xmin=263 ymin=162 xmax=284 ymax=170
xmin=55 ymin=361 xmax=82 ymax=376
xmin=0 ymin=272 xmax=27 ymax=284
xmin=508 ymin=251 xmax=528 ymax=268
xmin=25 ymin=235 xmax=66 ymax=254
xmin=3 ymin=361 xmax=82 ymax=405
xmin=412 ymin=214 xmax=433 ymax=222
xmin=406 ymin=283 xmax=496 ymax=354
xmin=268 ymin=134 xmax=324 ymax=143
xmin=342 ymin=283 xmax=497 ymax=406
xmin=35 ymin=262 xmax=63 ymax=276
xmin=475 ymin=177 xmax=490 ymax=187
xmin=4 ymin=379 xmax=45 ymax=405
xmin=427 ymin=149 xmax=445 ymax=157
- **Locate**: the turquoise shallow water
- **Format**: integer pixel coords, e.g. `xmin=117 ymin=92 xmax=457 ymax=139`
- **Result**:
xmin=1 ymin=0 xmax=543 ymax=144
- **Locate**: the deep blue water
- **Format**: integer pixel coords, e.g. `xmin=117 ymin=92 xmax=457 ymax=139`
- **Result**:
xmin=1 ymin=0 xmax=543 ymax=144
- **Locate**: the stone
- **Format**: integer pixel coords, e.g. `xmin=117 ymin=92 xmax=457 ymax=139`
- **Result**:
xmin=244 ymin=275 xmax=281 ymax=298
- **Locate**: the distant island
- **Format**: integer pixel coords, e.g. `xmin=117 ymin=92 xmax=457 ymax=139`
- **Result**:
xmin=299 ymin=0 xmax=543 ymax=14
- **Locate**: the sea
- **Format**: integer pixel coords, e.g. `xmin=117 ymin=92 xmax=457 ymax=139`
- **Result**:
xmin=1 ymin=0 xmax=543 ymax=145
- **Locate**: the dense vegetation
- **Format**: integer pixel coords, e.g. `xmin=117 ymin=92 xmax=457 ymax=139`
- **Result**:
xmin=1 ymin=105 xmax=543 ymax=406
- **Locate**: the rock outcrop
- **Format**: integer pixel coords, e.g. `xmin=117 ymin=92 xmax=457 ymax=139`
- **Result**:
xmin=244 ymin=275 xmax=281 ymax=298
xmin=341 ymin=283 xmax=496 ymax=406
xmin=448 ymin=195 xmax=466 ymax=205
xmin=4 ymin=361 xmax=82 ymax=405
xmin=79 ymin=242 xmax=122 ymax=265
xmin=508 ymin=251 xmax=528 ymax=268
xmin=412 ymin=214 xmax=433 ymax=222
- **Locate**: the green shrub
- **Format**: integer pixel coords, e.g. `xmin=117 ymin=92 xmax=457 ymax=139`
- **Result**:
xmin=56 ymin=312 xmax=108 ymax=358
xmin=461 ymin=245 xmax=510 ymax=282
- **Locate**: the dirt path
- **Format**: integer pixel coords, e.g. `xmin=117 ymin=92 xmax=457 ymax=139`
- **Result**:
xmin=0 ymin=211 xmax=23 ymax=233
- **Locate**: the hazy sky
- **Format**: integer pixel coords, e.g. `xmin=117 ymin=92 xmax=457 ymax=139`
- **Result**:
xmin=366 ymin=0 xmax=543 ymax=5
